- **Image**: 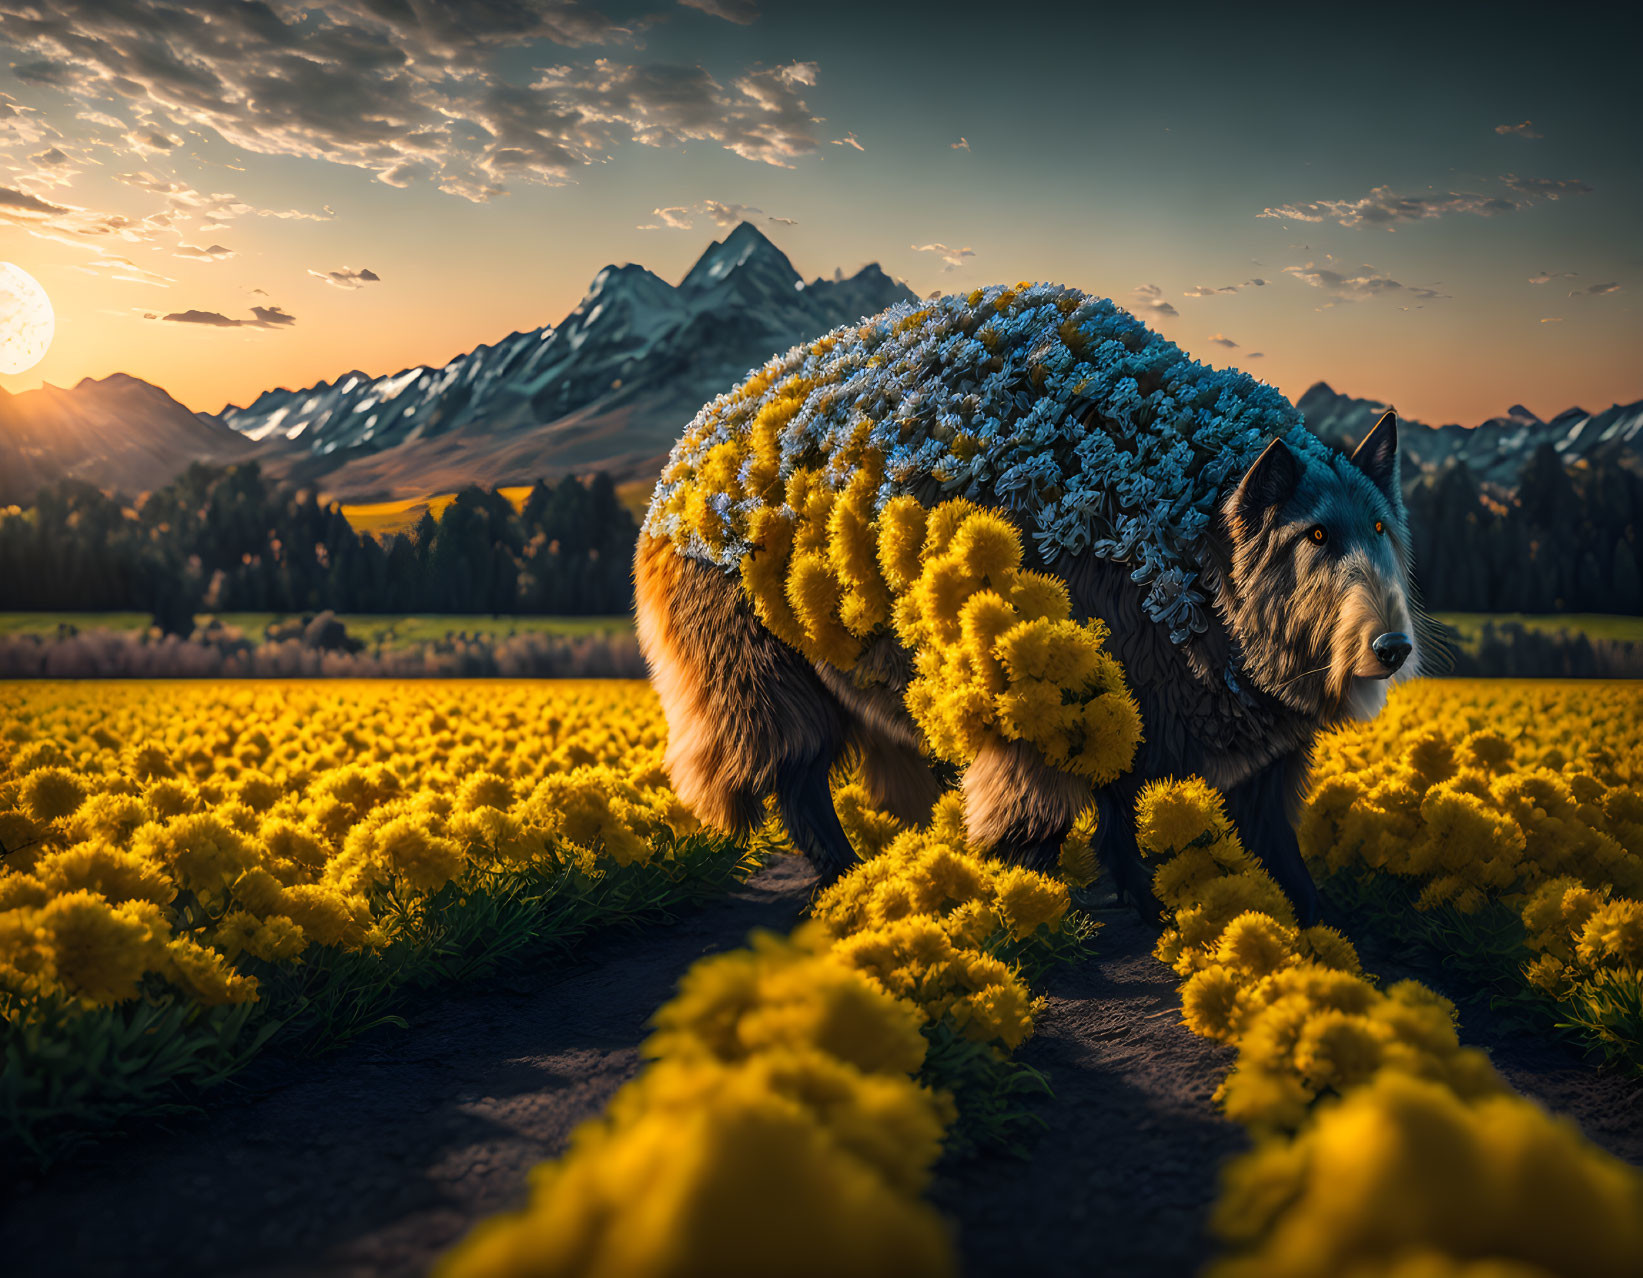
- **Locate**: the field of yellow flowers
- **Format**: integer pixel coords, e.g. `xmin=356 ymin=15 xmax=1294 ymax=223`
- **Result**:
xmin=0 ymin=680 xmax=761 ymax=1160
xmin=4 ymin=674 xmax=1642 ymax=1277
xmin=435 ymin=677 xmax=1643 ymax=1278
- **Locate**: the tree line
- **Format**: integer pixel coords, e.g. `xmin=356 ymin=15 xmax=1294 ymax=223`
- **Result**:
xmin=1406 ymin=443 xmax=1642 ymax=616
xmin=0 ymin=443 xmax=1637 ymax=630
xmin=0 ymin=462 xmax=640 ymax=630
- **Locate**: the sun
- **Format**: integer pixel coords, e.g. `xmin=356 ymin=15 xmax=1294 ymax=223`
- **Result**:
xmin=0 ymin=262 xmax=55 ymax=375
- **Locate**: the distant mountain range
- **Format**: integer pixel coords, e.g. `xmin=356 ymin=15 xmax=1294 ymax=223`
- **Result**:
xmin=212 ymin=222 xmax=916 ymax=500
xmin=0 ymin=373 xmax=252 ymax=505
xmin=2 ymin=221 xmax=1638 ymax=507
xmin=1298 ymin=383 xmax=1643 ymax=492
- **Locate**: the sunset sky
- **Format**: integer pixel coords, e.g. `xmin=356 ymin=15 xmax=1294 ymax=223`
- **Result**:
xmin=0 ymin=0 xmax=1638 ymax=426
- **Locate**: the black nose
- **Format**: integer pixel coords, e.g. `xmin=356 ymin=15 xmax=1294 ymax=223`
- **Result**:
xmin=1371 ymin=632 xmax=1411 ymax=672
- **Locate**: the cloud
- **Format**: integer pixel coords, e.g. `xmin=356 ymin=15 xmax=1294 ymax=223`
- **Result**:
xmin=638 ymin=205 xmax=694 ymax=230
xmin=1529 ymin=270 xmax=1577 ymax=284
xmin=153 ymin=304 xmax=294 ymax=329
xmin=679 ymin=0 xmax=760 ymax=21
xmin=1569 ymin=281 xmax=1620 ymax=297
xmin=1208 ymin=333 xmax=1238 ymax=347
xmin=1246 ymin=352 xmax=1265 ymax=358
xmin=72 ymin=252 xmax=174 ymax=287
xmin=112 ymin=171 xmax=330 ymax=225
xmin=1540 ymin=316 xmax=1563 ymax=323
xmin=28 ymin=146 xmax=71 ymax=167
xmin=0 ymin=3 xmax=826 ymax=198
xmin=1259 ymin=175 xmax=1592 ymax=227
xmin=831 ymin=131 xmax=864 ymax=151
xmin=173 ymin=242 xmax=233 ymax=261
xmin=308 ymin=265 xmax=381 ymax=289
xmin=701 ymin=199 xmax=766 ymax=227
xmin=1130 ymin=283 xmax=1178 ymax=318
xmin=1499 ymin=174 xmax=1592 ymax=200
xmin=639 ymin=199 xmax=793 ymax=230
xmin=912 ymin=242 xmax=975 ymax=271
xmin=1283 ymin=261 xmax=1411 ymax=302
xmin=1182 ymin=278 xmax=1266 ymax=298
xmin=951 ymin=137 xmax=970 ymax=150
xmin=0 ymin=184 xmax=69 ymax=216
xmin=129 ymin=128 xmax=179 ymax=153
xmin=1495 ymin=120 xmax=1542 ymax=139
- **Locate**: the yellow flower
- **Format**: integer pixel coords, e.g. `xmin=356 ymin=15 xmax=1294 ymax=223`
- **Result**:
xmin=19 ymin=767 xmax=88 ymax=822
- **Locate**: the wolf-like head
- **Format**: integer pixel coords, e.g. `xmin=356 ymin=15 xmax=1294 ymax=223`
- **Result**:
xmin=1220 ymin=410 xmax=1419 ymax=722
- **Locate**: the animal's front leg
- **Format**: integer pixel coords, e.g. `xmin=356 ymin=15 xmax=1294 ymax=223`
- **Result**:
xmin=1095 ymin=789 xmax=1164 ymax=923
xmin=962 ymin=738 xmax=1090 ymax=874
xmin=1223 ymin=752 xmax=1320 ymax=927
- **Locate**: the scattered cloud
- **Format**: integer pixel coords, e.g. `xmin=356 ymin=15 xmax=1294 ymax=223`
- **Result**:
xmin=831 ymin=131 xmax=864 ymax=151
xmin=129 ymin=128 xmax=179 ymax=154
xmin=1540 ymin=316 xmax=1563 ymax=323
xmin=151 ymin=305 xmax=295 ymax=329
xmin=638 ymin=205 xmax=694 ymax=230
xmin=1246 ymin=352 xmax=1265 ymax=358
xmin=1569 ymin=281 xmax=1621 ymax=297
xmin=1495 ymin=120 xmax=1542 ymax=139
xmin=0 ymin=184 xmax=68 ymax=216
xmin=679 ymin=0 xmax=760 ymax=21
xmin=309 ymin=266 xmax=381 ymax=290
xmin=72 ymin=253 xmax=174 ymax=287
xmin=1259 ymin=175 xmax=1591 ymax=227
xmin=951 ymin=137 xmax=970 ymax=150
xmin=1182 ymin=278 xmax=1265 ymax=297
xmin=0 ymin=3 xmax=827 ymax=199
xmin=1529 ymin=270 xmax=1577 ymax=284
xmin=637 ymin=199 xmax=794 ymax=230
xmin=912 ymin=242 xmax=975 ymax=271
xmin=28 ymin=146 xmax=70 ymax=167
xmin=173 ymin=242 xmax=233 ymax=261
xmin=1208 ymin=333 xmax=1238 ymax=347
xmin=1283 ymin=261 xmax=1421 ymax=303
xmin=1129 ymin=283 xmax=1178 ymax=318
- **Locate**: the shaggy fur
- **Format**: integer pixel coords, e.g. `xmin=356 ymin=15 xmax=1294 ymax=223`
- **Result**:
xmin=635 ymin=409 xmax=1419 ymax=924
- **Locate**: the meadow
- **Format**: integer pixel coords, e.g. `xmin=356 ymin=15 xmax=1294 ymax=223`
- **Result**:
xmin=2 ymin=676 xmax=1641 ymax=1276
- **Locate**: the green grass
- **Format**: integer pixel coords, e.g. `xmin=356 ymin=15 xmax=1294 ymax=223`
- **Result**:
xmin=0 ymin=612 xmax=634 ymax=647
xmin=1435 ymin=613 xmax=1643 ymax=645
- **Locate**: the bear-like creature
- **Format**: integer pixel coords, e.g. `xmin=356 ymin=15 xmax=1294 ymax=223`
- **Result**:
xmin=635 ymin=283 xmax=1420 ymax=923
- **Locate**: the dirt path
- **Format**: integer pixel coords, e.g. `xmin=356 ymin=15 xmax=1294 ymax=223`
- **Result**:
xmin=0 ymin=857 xmax=820 ymax=1278
xmin=932 ymin=910 xmax=1244 ymax=1278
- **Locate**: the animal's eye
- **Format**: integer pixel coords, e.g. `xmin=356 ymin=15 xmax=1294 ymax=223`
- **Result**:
xmin=1307 ymin=525 xmax=1328 ymax=545
xmin=1374 ymin=519 xmax=1385 ymax=536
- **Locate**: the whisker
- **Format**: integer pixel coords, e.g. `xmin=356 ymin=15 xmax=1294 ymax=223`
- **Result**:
xmin=1272 ymin=664 xmax=1330 ymax=690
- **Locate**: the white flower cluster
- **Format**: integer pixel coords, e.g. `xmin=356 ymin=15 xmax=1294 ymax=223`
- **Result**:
xmin=646 ymin=282 xmax=1335 ymax=646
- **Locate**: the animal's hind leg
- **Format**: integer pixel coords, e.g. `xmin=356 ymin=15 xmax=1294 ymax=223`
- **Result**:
xmin=857 ymin=731 xmax=942 ymax=827
xmin=633 ymin=533 xmax=854 ymax=878
xmin=775 ymin=752 xmax=856 ymax=883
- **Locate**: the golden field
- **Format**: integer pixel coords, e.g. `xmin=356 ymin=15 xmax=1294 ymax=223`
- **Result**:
xmin=3 ymin=676 xmax=1642 ymax=1276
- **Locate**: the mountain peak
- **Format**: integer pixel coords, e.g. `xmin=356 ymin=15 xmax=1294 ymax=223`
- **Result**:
xmin=1506 ymin=403 xmax=1543 ymax=424
xmin=679 ymin=221 xmax=800 ymax=295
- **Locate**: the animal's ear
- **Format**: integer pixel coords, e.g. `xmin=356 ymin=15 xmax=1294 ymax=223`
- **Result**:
xmin=1231 ymin=437 xmax=1300 ymax=527
xmin=1349 ymin=409 xmax=1399 ymax=501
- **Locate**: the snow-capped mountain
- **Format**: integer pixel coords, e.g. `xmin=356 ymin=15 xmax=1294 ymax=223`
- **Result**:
xmin=1297 ymin=382 xmax=1643 ymax=491
xmin=213 ymin=222 xmax=917 ymax=496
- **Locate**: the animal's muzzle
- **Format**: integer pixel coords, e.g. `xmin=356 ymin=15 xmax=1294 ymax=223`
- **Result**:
xmin=1370 ymin=631 xmax=1412 ymax=673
